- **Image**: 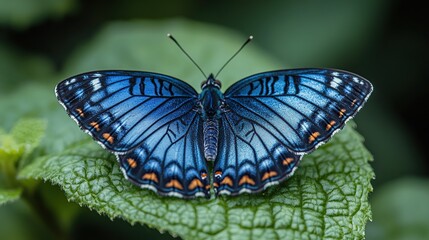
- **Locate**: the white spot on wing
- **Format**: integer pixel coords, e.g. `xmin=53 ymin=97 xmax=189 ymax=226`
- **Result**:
xmin=166 ymin=191 xmax=185 ymax=198
xmin=218 ymin=190 xmax=232 ymax=195
xmin=330 ymin=77 xmax=343 ymax=89
xmin=91 ymin=78 xmax=101 ymax=91
xmin=300 ymin=121 xmax=311 ymax=132
xmin=65 ymin=78 xmax=76 ymax=86
xmin=353 ymin=77 xmax=364 ymax=85
xmin=238 ymin=188 xmax=252 ymax=194
xmin=262 ymin=181 xmax=279 ymax=190
xmin=194 ymin=192 xmax=206 ymax=197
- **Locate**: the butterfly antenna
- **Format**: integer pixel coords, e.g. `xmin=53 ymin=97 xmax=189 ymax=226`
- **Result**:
xmin=167 ymin=33 xmax=207 ymax=79
xmin=215 ymin=35 xmax=253 ymax=78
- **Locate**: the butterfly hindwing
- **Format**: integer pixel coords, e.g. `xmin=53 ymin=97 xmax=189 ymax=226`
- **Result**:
xmin=118 ymin=112 xmax=210 ymax=198
xmin=214 ymin=110 xmax=302 ymax=195
xmin=213 ymin=69 xmax=372 ymax=195
xmin=55 ymin=71 xmax=210 ymax=198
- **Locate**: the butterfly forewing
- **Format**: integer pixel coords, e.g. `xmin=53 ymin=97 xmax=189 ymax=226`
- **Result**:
xmin=225 ymin=69 xmax=372 ymax=153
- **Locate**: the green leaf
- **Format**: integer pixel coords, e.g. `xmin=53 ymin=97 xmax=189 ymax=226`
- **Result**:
xmin=10 ymin=119 xmax=47 ymax=150
xmin=0 ymin=118 xmax=46 ymax=188
xmin=367 ymin=178 xmax=429 ymax=240
xmin=0 ymin=0 xmax=75 ymax=29
xmin=19 ymin=125 xmax=373 ymax=239
xmin=0 ymin=188 xmax=22 ymax=205
xmin=0 ymin=118 xmax=47 ymax=165
xmin=18 ymin=20 xmax=374 ymax=239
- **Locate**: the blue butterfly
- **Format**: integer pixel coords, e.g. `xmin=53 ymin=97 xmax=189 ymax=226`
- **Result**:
xmin=55 ymin=36 xmax=372 ymax=199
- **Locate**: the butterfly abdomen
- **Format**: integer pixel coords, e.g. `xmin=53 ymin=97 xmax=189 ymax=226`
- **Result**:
xmin=203 ymin=119 xmax=219 ymax=161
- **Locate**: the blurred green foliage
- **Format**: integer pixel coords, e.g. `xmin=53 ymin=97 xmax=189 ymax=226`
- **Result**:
xmin=367 ymin=178 xmax=429 ymax=240
xmin=0 ymin=0 xmax=75 ymax=29
xmin=0 ymin=44 xmax=54 ymax=95
xmin=0 ymin=0 xmax=428 ymax=239
xmin=0 ymin=188 xmax=21 ymax=205
xmin=196 ymin=0 xmax=387 ymax=67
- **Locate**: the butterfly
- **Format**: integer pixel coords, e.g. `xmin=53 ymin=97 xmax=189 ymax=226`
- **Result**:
xmin=55 ymin=35 xmax=372 ymax=199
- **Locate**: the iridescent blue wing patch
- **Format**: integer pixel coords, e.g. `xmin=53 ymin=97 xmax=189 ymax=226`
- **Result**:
xmin=213 ymin=69 xmax=372 ymax=195
xmin=55 ymin=71 xmax=210 ymax=198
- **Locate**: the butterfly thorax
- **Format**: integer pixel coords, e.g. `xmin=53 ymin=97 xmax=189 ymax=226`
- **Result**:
xmin=199 ymin=74 xmax=224 ymax=119
xmin=198 ymin=74 xmax=224 ymax=161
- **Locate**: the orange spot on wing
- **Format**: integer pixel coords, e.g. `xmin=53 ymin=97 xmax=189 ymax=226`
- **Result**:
xmin=339 ymin=108 xmax=346 ymax=118
xmin=201 ymin=172 xmax=208 ymax=180
xmin=102 ymin=133 xmax=114 ymax=144
xmin=90 ymin=121 xmax=100 ymax=131
xmin=127 ymin=158 xmax=137 ymax=168
xmin=283 ymin=157 xmax=294 ymax=166
xmin=188 ymin=179 xmax=204 ymax=190
xmin=142 ymin=173 xmax=158 ymax=183
xmin=76 ymin=108 xmax=84 ymax=117
xmin=238 ymin=175 xmax=255 ymax=186
xmin=166 ymin=179 xmax=184 ymax=190
xmin=308 ymin=131 xmax=320 ymax=143
xmin=326 ymin=120 xmax=336 ymax=131
xmin=261 ymin=171 xmax=278 ymax=181
xmin=213 ymin=182 xmax=219 ymax=188
xmin=220 ymin=176 xmax=233 ymax=186
xmin=205 ymin=185 xmax=211 ymax=190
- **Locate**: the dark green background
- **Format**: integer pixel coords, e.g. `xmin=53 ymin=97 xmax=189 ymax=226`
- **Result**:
xmin=1 ymin=0 xmax=428 ymax=239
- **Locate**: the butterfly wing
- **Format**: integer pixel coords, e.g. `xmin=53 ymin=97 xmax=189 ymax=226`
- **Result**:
xmin=213 ymin=69 xmax=372 ymax=195
xmin=55 ymin=71 xmax=210 ymax=198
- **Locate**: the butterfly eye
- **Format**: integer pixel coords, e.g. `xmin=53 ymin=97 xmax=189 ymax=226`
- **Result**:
xmin=215 ymin=80 xmax=222 ymax=88
xmin=200 ymin=80 xmax=207 ymax=89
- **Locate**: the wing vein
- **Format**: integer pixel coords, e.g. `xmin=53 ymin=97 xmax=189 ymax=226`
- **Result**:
xmin=118 ymin=98 xmax=194 ymax=146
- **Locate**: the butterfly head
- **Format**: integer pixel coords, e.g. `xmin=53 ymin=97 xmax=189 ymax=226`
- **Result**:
xmin=201 ymin=74 xmax=222 ymax=89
